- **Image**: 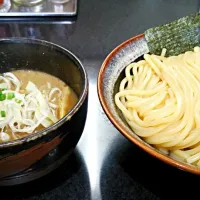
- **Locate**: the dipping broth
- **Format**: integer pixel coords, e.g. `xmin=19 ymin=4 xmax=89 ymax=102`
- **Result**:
xmin=0 ymin=70 xmax=78 ymax=142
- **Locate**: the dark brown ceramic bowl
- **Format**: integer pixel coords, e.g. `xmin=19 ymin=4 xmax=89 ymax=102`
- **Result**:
xmin=98 ymin=34 xmax=200 ymax=175
xmin=0 ymin=38 xmax=88 ymax=185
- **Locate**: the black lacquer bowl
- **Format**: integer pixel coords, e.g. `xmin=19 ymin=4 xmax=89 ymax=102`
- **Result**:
xmin=0 ymin=38 xmax=88 ymax=185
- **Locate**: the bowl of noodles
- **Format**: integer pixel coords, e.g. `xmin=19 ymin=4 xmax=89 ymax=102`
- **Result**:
xmin=0 ymin=38 xmax=88 ymax=185
xmin=98 ymin=34 xmax=200 ymax=175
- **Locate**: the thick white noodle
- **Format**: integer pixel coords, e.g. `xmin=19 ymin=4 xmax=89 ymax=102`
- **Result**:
xmin=115 ymin=47 xmax=200 ymax=166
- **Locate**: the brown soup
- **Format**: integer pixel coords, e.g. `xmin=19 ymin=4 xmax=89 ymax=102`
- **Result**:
xmin=0 ymin=70 xmax=78 ymax=142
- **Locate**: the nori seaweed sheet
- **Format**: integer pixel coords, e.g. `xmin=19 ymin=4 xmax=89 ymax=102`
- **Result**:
xmin=144 ymin=13 xmax=200 ymax=56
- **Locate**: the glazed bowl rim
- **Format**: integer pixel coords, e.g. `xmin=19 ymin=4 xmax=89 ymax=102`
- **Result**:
xmin=0 ymin=37 xmax=88 ymax=148
xmin=97 ymin=33 xmax=200 ymax=175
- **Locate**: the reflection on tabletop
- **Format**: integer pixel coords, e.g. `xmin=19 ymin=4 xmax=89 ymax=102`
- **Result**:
xmin=0 ymin=149 xmax=90 ymax=200
xmin=100 ymin=135 xmax=200 ymax=200
xmin=0 ymin=22 xmax=76 ymax=41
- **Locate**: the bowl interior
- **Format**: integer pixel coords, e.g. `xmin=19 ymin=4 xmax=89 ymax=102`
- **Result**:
xmin=0 ymin=38 xmax=84 ymax=97
xmin=98 ymin=34 xmax=200 ymax=174
xmin=100 ymin=35 xmax=151 ymax=147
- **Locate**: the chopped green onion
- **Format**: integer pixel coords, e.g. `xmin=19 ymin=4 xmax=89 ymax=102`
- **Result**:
xmin=0 ymin=94 xmax=6 ymax=101
xmin=46 ymin=117 xmax=52 ymax=122
xmin=7 ymin=93 xmax=15 ymax=100
xmin=0 ymin=88 xmax=7 ymax=91
xmin=1 ymin=111 xmax=6 ymax=117
xmin=15 ymin=99 xmax=22 ymax=104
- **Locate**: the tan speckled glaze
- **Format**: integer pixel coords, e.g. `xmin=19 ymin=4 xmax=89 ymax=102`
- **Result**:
xmin=98 ymin=34 xmax=200 ymax=175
